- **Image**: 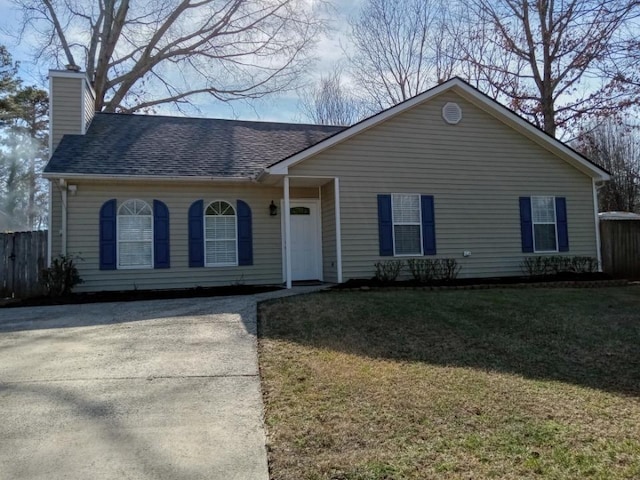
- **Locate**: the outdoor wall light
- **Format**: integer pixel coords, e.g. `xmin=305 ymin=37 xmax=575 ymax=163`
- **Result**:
xmin=269 ymin=200 xmax=278 ymax=216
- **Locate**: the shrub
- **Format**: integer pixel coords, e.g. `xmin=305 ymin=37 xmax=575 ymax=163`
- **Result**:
xmin=563 ymin=256 xmax=599 ymax=274
xmin=374 ymin=260 xmax=404 ymax=282
xmin=521 ymin=256 xmax=599 ymax=276
xmin=40 ymin=255 xmax=83 ymax=297
xmin=407 ymin=259 xmax=437 ymax=283
xmin=406 ymin=258 xmax=461 ymax=283
xmin=438 ymin=258 xmax=461 ymax=281
xmin=522 ymin=256 xmax=548 ymax=276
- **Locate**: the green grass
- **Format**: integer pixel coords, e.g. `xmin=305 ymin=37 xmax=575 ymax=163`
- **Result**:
xmin=258 ymin=287 xmax=640 ymax=480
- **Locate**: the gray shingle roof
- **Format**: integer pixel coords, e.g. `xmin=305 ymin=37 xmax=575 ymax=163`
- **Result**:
xmin=45 ymin=113 xmax=345 ymax=178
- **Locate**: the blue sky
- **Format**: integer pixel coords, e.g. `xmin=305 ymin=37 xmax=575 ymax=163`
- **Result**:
xmin=0 ymin=0 xmax=364 ymax=123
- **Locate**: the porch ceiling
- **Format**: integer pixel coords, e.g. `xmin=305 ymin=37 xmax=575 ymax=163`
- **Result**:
xmin=260 ymin=174 xmax=334 ymax=188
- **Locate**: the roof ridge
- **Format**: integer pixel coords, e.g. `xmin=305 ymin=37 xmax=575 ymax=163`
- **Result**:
xmin=93 ymin=112 xmax=347 ymax=129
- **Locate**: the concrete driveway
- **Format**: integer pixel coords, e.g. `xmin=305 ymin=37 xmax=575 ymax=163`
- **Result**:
xmin=0 ymin=288 xmax=319 ymax=480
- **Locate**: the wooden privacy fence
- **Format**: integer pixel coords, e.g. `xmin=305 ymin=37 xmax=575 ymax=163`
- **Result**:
xmin=600 ymin=219 xmax=640 ymax=279
xmin=0 ymin=231 xmax=48 ymax=299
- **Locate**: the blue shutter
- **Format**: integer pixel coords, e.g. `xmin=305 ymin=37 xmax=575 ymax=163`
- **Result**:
xmin=188 ymin=200 xmax=204 ymax=267
xmin=99 ymin=199 xmax=117 ymax=270
xmin=153 ymin=200 xmax=170 ymax=268
xmin=556 ymin=197 xmax=569 ymax=252
xmin=377 ymin=194 xmax=393 ymax=256
xmin=519 ymin=197 xmax=534 ymax=253
xmin=421 ymin=195 xmax=436 ymax=255
xmin=236 ymin=200 xmax=253 ymax=266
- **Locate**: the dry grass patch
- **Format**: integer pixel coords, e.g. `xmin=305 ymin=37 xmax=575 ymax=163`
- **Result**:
xmin=258 ymin=287 xmax=640 ymax=480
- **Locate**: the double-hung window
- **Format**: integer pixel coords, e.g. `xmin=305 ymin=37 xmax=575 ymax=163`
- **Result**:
xmin=205 ymin=201 xmax=237 ymax=266
xmin=531 ymin=196 xmax=558 ymax=252
xmin=392 ymin=194 xmax=422 ymax=255
xmin=117 ymin=199 xmax=153 ymax=268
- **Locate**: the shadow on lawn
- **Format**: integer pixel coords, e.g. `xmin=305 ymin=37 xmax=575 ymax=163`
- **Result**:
xmin=259 ymin=288 xmax=640 ymax=397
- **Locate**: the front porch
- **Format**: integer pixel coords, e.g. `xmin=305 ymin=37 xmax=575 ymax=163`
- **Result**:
xmin=265 ymin=175 xmax=342 ymax=289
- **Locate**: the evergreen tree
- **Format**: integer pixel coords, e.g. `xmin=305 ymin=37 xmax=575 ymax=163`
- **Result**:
xmin=0 ymin=46 xmax=49 ymax=231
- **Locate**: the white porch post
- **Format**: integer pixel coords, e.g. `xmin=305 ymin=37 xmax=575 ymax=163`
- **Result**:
xmin=284 ymin=176 xmax=292 ymax=288
xmin=334 ymin=177 xmax=343 ymax=283
xmin=592 ymin=178 xmax=603 ymax=272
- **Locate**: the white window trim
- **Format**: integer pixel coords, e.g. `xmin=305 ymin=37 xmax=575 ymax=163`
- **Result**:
xmin=204 ymin=200 xmax=239 ymax=267
xmin=531 ymin=195 xmax=559 ymax=253
xmin=117 ymin=199 xmax=154 ymax=270
xmin=391 ymin=193 xmax=424 ymax=257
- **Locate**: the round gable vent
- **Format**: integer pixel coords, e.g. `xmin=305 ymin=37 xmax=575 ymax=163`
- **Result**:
xmin=442 ymin=102 xmax=462 ymax=125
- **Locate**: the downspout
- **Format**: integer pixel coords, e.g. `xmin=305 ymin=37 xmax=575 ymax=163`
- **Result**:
xmin=60 ymin=178 xmax=67 ymax=256
xmin=47 ymin=180 xmax=53 ymax=266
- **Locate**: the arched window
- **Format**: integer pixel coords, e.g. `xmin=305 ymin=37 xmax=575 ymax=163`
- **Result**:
xmin=117 ymin=199 xmax=153 ymax=268
xmin=205 ymin=200 xmax=237 ymax=266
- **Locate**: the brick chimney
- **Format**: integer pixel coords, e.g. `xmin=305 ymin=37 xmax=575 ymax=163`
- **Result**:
xmin=48 ymin=66 xmax=96 ymax=155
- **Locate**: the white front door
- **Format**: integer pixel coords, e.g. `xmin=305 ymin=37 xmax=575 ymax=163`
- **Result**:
xmin=285 ymin=200 xmax=322 ymax=281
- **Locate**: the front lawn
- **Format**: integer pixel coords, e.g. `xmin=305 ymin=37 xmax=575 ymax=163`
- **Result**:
xmin=258 ymin=287 xmax=640 ymax=480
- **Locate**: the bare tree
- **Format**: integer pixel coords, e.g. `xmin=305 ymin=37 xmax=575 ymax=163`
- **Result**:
xmin=456 ymin=0 xmax=640 ymax=137
xmin=13 ymin=0 xmax=324 ymax=113
xmin=348 ymin=0 xmax=457 ymax=110
xmin=576 ymin=121 xmax=640 ymax=212
xmin=299 ymin=69 xmax=366 ymax=126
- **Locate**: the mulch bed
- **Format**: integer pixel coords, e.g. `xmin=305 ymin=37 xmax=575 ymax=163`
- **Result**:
xmin=332 ymin=272 xmax=629 ymax=291
xmin=1 ymin=284 xmax=283 ymax=308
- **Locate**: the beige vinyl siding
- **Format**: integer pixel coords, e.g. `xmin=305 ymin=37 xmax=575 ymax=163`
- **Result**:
xmin=51 ymin=77 xmax=83 ymax=151
xmin=65 ymin=181 xmax=284 ymax=292
xmin=321 ymin=181 xmax=337 ymax=282
xmin=50 ymin=181 xmax=63 ymax=257
xmin=289 ymin=91 xmax=597 ymax=280
xmin=83 ymin=83 xmax=95 ymax=131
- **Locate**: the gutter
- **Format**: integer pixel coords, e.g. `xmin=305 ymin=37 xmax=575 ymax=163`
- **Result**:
xmin=42 ymin=173 xmax=256 ymax=183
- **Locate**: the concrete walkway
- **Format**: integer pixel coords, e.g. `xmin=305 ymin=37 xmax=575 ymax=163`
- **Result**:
xmin=0 ymin=286 xmax=322 ymax=480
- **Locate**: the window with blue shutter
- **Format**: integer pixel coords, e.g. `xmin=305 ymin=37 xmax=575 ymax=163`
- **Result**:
xmin=378 ymin=194 xmax=437 ymax=257
xmin=236 ymin=200 xmax=253 ymax=266
xmin=521 ymin=196 xmax=569 ymax=253
xmin=153 ymin=200 xmax=170 ymax=268
xmin=377 ymin=195 xmax=393 ymax=256
xmin=555 ymin=197 xmax=569 ymax=252
xmin=99 ymin=199 xmax=117 ymax=270
xmin=188 ymin=200 xmax=204 ymax=267
xmin=421 ymin=195 xmax=436 ymax=255
xmin=519 ymin=197 xmax=534 ymax=253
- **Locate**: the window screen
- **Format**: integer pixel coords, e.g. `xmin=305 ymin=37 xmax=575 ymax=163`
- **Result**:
xmin=205 ymin=201 xmax=237 ymax=266
xmin=392 ymin=194 xmax=422 ymax=255
xmin=532 ymin=196 xmax=557 ymax=252
xmin=118 ymin=199 xmax=153 ymax=268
